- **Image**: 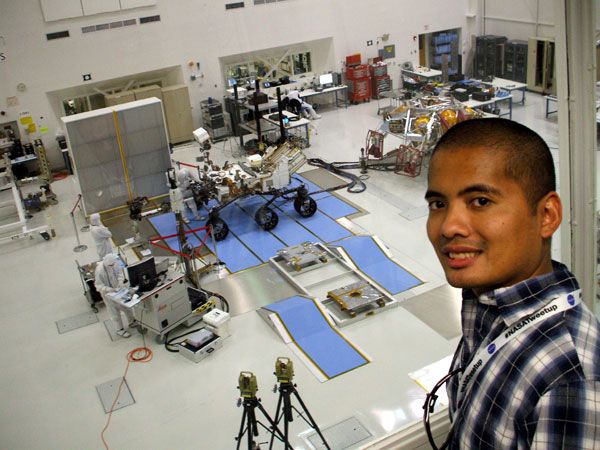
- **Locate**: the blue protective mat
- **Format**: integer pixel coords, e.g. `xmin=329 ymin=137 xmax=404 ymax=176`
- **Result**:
xmin=315 ymin=195 xmax=359 ymax=219
xmin=335 ymin=235 xmax=422 ymax=295
xmin=264 ymin=296 xmax=369 ymax=379
xmin=275 ymin=201 xmax=353 ymax=243
xmin=237 ymin=196 xmax=320 ymax=247
xmin=218 ymin=203 xmax=286 ymax=262
xmin=294 ymin=174 xmax=358 ymax=219
xmin=148 ymin=174 xmax=358 ymax=273
xmin=149 ymin=212 xmax=262 ymax=273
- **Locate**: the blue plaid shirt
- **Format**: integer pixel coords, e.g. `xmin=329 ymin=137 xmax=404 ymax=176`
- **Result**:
xmin=447 ymin=261 xmax=600 ymax=449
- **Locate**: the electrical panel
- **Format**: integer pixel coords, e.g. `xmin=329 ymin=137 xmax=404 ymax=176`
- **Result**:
xmin=474 ymin=35 xmax=507 ymax=79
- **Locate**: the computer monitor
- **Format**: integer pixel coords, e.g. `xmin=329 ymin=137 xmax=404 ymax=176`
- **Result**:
xmin=319 ymin=73 xmax=334 ymax=87
xmin=227 ymin=78 xmax=237 ymax=87
xmin=127 ymin=257 xmax=157 ymax=293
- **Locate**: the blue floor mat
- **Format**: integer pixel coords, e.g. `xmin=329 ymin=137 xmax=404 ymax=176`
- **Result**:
xmin=149 ymin=213 xmax=262 ymax=273
xmin=237 ymin=196 xmax=321 ymax=247
xmin=275 ymin=201 xmax=352 ymax=243
xmin=264 ymin=296 xmax=369 ymax=379
xmin=316 ymin=195 xmax=358 ymax=219
xmin=149 ymin=175 xmax=358 ymax=273
xmin=218 ymin=203 xmax=286 ymax=262
xmin=334 ymin=235 xmax=422 ymax=295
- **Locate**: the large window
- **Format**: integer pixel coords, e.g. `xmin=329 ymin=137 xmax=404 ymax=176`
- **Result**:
xmin=225 ymin=51 xmax=301 ymax=86
xmin=292 ymin=51 xmax=311 ymax=75
xmin=224 ymin=50 xmax=313 ymax=86
xmin=62 ymin=93 xmax=106 ymax=116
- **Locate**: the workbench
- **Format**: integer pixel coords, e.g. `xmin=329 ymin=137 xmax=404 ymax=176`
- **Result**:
xmin=401 ymin=66 xmax=442 ymax=81
xmin=263 ymin=110 xmax=311 ymax=146
xmin=478 ymin=77 xmax=528 ymax=105
xmin=300 ymin=84 xmax=349 ymax=108
xmin=462 ymin=92 xmax=514 ymax=119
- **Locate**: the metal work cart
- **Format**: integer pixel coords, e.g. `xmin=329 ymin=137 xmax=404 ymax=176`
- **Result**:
xmin=76 ymin=260 xmax=103 ymax=312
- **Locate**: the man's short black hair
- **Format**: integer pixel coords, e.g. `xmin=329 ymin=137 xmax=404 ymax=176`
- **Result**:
xmin=431 ymin=118 xmax=556 ymax=211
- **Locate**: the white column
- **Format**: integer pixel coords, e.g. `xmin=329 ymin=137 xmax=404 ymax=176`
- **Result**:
xmin=554 ymin=0 xmax=597 ymax=313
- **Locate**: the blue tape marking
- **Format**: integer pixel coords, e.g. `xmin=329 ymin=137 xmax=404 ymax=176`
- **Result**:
xmin=265 ymin=296 xmax=368 ymax=378
xmin=316 ymin=195 xmax=358 ymax=219
xmin=335 ymin=236 xmax=421 ymax=295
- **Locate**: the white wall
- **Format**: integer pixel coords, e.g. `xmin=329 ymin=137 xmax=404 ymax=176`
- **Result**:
xmin=481 ymin=0 xmax=600 ymax=40
xmin=0 ymin=0 xmax=469 ymax=168
xmin=482 ymin=0 xmax=555 ymax=39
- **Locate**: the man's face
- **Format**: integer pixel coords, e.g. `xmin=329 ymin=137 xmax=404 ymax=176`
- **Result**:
xmin=426 ymin=146 xmax=550 ymax=294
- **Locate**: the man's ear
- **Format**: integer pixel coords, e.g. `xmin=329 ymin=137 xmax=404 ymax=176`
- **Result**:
xmin=539 ymin=192 xmax=562 ymax=239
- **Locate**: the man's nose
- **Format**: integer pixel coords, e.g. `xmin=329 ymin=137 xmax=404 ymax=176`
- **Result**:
xmin=440 ymin=204 xmax=470 ymax=239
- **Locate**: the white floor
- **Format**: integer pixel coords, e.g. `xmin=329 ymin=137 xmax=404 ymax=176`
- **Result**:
xmin=0 ymin=92 xmax=561 ymax=449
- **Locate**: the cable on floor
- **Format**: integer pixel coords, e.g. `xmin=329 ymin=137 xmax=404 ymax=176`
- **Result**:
xmin=306 ymin=158 xmax=367 ymax=193
xmin=164 ymin=327 xmax=207 ymax=353
xmin=100 ymin=313 xmax=153 ymax=450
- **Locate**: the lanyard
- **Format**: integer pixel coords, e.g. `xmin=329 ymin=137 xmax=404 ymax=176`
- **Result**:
xmin=457 ymin=289 xmax=582 ymax=403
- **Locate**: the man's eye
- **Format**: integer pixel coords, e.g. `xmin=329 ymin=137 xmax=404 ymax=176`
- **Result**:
xmin=428 ymin=200 xmax=445 ymax=210
xmin=473 ymin=197 xmax=490 ymax=207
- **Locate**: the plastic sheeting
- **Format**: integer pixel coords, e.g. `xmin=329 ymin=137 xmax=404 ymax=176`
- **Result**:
xmin=62 ymin=98 xmax=171 ymax=215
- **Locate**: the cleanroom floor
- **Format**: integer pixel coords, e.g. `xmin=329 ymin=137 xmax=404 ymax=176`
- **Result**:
xmin=0 ymin=92 xmax=563 ymax=449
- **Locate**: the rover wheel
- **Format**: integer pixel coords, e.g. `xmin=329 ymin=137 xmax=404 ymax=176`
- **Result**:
xmin=293 ymin=196 xmax=317 ymax=218
xmin=207 ymin=217 xmax=229 ymax=241
xmin=255 ymin=206 xmax=279 ymax=231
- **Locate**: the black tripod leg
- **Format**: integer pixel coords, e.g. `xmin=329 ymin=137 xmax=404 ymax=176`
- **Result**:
xmin=282 ymin=388 xmax=292 ymax=448
xmin=255 ymin=400 xmax=293 ymax=450
xmin=283 ymin=389 xmax=293 ymax=422
xmin=248 ymin=405 xmax=260 ymax=436
xmin=293 ymin=390 xmax=331 ymax=450
xmin=236 ymin=408 xmax=248 ymax=450
xmin=284 ymin=408 xmax=290 ymax=450
xmin=269 ymin=391 xmax=284 ymax=450
xmin=247 ymin=405 xmax=258 ymax=450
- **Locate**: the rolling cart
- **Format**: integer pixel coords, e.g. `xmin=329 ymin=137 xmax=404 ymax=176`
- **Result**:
xmin=346 ymin=62 xmax=371 ymax=104
xmin=395 ymin=145 xmax=425 ymax=178
xmin=76 ymin=260 xmax=103 ymax=312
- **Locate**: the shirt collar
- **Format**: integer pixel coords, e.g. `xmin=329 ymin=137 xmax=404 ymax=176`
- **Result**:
xmin=462 ymin=261 xmax=579 ymax=327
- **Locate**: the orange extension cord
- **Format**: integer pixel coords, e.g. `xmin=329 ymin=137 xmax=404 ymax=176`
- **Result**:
xmin=100 ymin=336 xmax=153 ymax=449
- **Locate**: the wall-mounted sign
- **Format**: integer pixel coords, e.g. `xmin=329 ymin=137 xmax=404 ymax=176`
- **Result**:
xmin=19 ymin=111 xmax=33 ymax=125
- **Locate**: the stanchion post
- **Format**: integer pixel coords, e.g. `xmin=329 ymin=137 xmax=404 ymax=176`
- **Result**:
xmin=71 ymin=194 xmax=88 ymax=253
xmin=72 ymin=211 xmax=88 ymax=252
xmin=79 ymin=202 xmax=90 ymax=232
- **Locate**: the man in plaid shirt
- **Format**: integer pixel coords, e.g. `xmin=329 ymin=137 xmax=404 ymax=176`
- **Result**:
xmin=425 ymin=118 xmax=600 ymax=449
